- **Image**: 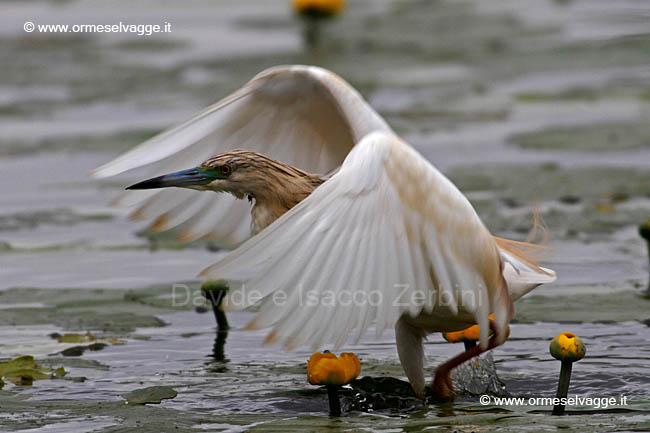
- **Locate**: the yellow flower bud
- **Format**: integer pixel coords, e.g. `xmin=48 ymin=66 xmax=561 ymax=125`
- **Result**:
xmin=549 ymin=332 xmax=586 ymax=363
xmin=292 ymin=0 xmax=345 ymax=18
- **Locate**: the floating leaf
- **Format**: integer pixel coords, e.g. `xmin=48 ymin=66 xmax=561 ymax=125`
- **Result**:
xmin=0 ymin=356 xmax=38 ymax=377
xmin=7 ymin=376 xmax=31 ymax=386
xmin=87 ymin=343 xmax=107 ymax=351
xmin=58 ymin=336 xmax=124 ymax=357
xmin=57 ymin=332 xmax=95 ymax=343
xmin=6 ymin=373 xmax=36 ymax=386
xmin=61 ymin=346 xmax=87 ymax=357
xmin=0 ymin=355 xmax=66 ymax=386
xmin=121 ymin=386 xmax=178 ymax=405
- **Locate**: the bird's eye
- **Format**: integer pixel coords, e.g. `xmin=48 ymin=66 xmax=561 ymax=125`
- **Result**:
xmin=220 ymin=165 xmax=232 ymax=175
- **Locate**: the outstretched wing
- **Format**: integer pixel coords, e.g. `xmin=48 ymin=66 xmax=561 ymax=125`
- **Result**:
xmin=92 ymin=65 xmax=390 ymax=246
xmin=203 ymin=131 xmax=513 ymax=350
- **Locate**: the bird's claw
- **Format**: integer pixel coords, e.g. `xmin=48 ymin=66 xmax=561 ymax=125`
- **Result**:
xmin=430 ymin=367 xmax=455 ymax=403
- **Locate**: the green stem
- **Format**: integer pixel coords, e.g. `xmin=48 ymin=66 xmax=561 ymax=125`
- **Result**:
xmin=552 ymin=361 xmax=572 ymax=415
xmin=464 ymin=340 xmax=477 ymax=351
xmin=304 ymin=17 xmax=320 ymax=49
xmin=327 ymin=386 xmax=341 ymax=416
xmin=204 ymin=289 xmax=229 ymax=331
xmin=639 ymin=222 xmax=650 ymax=293
xmin=646 ymin=242 xmax=650 ymax=293
xmin=212 ymin=329 xmax=228 ymax=362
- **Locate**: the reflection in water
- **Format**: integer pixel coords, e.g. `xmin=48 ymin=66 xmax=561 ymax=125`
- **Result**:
xmin=203 ymin=281 xmax=231 ymax=371
xmin=639 ymin=220 xmax=650 ymax=296
xmin=206 ymin=329 xmax=229 ymax=373
xmin=212 ymin=330 xmax=229 ymax=364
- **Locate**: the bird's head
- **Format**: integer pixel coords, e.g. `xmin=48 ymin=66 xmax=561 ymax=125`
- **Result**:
xmin=126 ymin=151 xmax=266 ymax=199
xmin=126 ymin=150 xmax=322 ymax=203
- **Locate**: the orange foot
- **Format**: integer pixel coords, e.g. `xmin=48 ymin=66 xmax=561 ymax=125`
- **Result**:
xmin=430 ymin=366 xmax=455 ymax=402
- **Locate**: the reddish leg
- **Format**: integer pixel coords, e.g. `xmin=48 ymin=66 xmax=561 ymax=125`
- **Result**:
xmin=431 ymin=321 xmax=505 ymax=402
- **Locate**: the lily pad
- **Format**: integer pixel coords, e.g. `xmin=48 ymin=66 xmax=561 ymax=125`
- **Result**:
xmin=58 ymin=336 xmax=124 ymax=357
xmin=39 ymin=358 xmax=109 ymax=371
xmin=121 ymin=386 xmax=178 ymax=405
xmin=60 ymin=346 xmax=88 ymax=357
xmin=0 ymin=356 xmax=66 ymax=386
xmin=510 ymin=123 xmax=650 ymax=152
xmin=56 ymin=332 xmax=95 ymax=343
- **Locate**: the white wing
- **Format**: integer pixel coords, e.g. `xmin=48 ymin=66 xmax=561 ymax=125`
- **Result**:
xmin=203 ymin=131 xmax=513 ymax=350
xmin=92 ymin=65 xmax=390 ymax=246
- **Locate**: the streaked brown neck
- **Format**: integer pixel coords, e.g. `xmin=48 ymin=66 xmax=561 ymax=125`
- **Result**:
xmin=199 ymin=150 xmax=325 ymax=234
xmin=231 ymin=156 xmax=324 ymax=234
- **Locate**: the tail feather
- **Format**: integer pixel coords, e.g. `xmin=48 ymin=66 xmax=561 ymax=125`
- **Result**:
xmin=495 ymin=237 xmax=556 ymax=301
xmin=493 ymin=236 xmax=552 ymax=275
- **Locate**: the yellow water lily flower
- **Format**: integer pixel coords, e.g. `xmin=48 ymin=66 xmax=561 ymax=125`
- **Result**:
xmin=442 ymin=314 xmax=500 ymax=343
xmin=443 ymin=324 xmax=482 ymax=343
xmin=549 ymin=332 xmax=586 ymax=362
xmin=292 ymin=0 xmax=345 ymax=18
xmin=307 ymin=352 xmax=360 ymax=386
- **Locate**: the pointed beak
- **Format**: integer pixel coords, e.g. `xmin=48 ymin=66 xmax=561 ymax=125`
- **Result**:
xmin=126 ymin=168 xmax=215 ymax=190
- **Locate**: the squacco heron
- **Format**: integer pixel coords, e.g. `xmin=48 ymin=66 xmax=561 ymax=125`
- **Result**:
xmin=94 ymin=65 xmax=556 ymax=400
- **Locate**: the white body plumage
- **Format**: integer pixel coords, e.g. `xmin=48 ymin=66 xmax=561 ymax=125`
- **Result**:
xmin=94 ymin=65 xmax=556 ymax=398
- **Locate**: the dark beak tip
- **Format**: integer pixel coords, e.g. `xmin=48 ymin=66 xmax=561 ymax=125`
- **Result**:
xmin=125 ymin=182 xmax=147 ymax=190
xmin=125 ymin=178 xmax=163 ymax=190
xmin=124 ymin=168 xmax=210 ymax=191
